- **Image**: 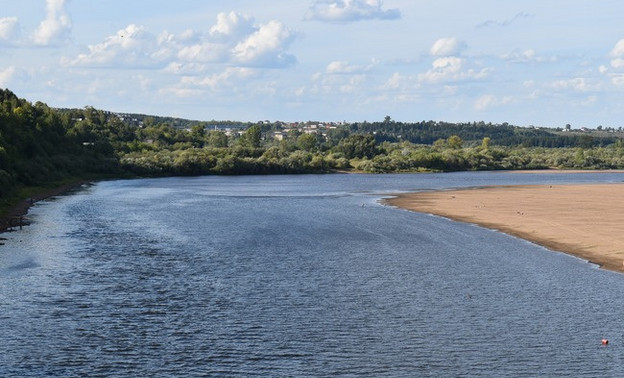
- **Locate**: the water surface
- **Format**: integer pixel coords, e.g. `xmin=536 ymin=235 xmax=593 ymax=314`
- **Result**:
xmin=2 ymin=172 xmax=624 ymax=376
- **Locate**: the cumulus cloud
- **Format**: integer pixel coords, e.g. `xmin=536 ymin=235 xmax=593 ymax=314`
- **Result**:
xmin=420 ymin=57 xmax=462 ymax=82
xmin=71 ymin=24 xmax=168 ymax=68
xmin=232 ymin=20 xmax=296 ymax=67
xmin=599 ymin=39 xmax=624 ymax=86
xmin=430 ymin=37 xmax=466 ymax=57
xmin=209 ymin=11 xmax=255 ymax=42
xmin=419 ymin=57 xmax=488 ymax=83
xmin=32 ymin=0 xmax=71 ymax=46
xmin=70 ymin=12 xmax=296 ymax=69
xmin=419 ymin=38 xmax=487 ymax=84
xmin=305 ymin=0 xmax=401 ymax=23
xmin=0 ymin=17 xmax=20 ymax=43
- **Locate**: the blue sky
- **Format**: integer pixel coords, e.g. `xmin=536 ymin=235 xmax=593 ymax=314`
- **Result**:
xmin=1 ymin=0 xmax=624 ymax=127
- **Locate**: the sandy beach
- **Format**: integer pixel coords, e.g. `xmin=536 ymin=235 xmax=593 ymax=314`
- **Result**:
xmin=385 ymin=183 xmax=624 ymax=273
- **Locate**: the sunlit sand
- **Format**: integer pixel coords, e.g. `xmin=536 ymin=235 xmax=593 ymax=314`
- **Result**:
xmin=386 ymin=183 xmax=624 ymax=273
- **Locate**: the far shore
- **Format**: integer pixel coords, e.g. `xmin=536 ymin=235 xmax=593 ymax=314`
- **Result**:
xmin=385 ymin=182 xmax=624 ymax=273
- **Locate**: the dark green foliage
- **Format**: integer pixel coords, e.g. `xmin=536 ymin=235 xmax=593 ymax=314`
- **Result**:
xmin=4 ymin=89 xmax=624 ymax=204
xmin=348 ymin=119 xmax=618 ymax=148
xmin=334 ymin=134 xmax=378 ymax=159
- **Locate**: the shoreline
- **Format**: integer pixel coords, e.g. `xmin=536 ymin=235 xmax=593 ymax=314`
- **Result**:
xmin=384 ymin=183 xmax=624 ymax=273
xmin=0 ymin=181 xmax=90 ymax=234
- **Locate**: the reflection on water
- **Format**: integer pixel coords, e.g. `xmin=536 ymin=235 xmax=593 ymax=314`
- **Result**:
xmin=1 ymin=172 xmax=624 ymax=376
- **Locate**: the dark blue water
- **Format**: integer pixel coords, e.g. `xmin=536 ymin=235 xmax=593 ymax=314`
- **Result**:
xmin=2 ymin=172 xmax=624 ymax=376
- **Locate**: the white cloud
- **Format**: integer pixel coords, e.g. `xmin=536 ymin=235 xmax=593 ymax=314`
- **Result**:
xmin=477 ymin=12 xmax=533 ymax=28
xmin=177 ymin=42 xmax=228 ymax=63
xmin=32 ymin=0 xmax=71 ymax=46
xmin=430 ymin=38 xmax=465 ymax=57
xmin=71 ymin=24 xmax=168 ymax=68
xmin=209 ymin=11 xmax=254 ymax=42
xmin=0 ymin=17 xmax=19 ymax=43
xmin=599 ymin=40 xmax=624 ymax=87
xmin=305 ymin=66 xmax=372 ymax=97
xmin=606 ymin=39 xmax=624 ymax=77
xmin=326 ymin=60 xmax=374 ymax=74
xmin=611 ymin=74 xmax=624 ymax=87
xmin=379 ymin=72 xmax=421 ymax=101
xmin=0 ymin=66 xmax=17 ymax=87
xmin=611 ymin=58 xmax=624 ymax=69
xmin=419 ymin=57 xmax=488 ymax=83
xmin=339 ymin=74 xmax=365 ymax=93
xmin=501 ymin=49 xmax=556 ymax=63
xmin=163 ymin=62 xmax=209 ymax=75
xmin=383 ymin=72 xmax=405 ymax=90
xmin=610 ymin=39 xmax=624 ymax=57
xmin=70 ymin=12 xmax=296 ymax=70
xmin=180 ymin=67 xmax=256 ymax=90
xmin=305 ymin=0 xmax=400 ymax=23
xmin=232 ymin=20 xmax=295 ymax=67
xmin=554 ymin=78 xmax=598 ymax=92
xmin=475 ymin=94 xmax=496 ymax=111
xmin=475 ymin=94 xmax=512 ymax=111
xmin=420 ymin=57 xmax=461 ymax=82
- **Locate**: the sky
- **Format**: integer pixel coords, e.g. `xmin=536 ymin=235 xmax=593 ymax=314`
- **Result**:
xmin=1 ymin=1 xmax=624 ymax=128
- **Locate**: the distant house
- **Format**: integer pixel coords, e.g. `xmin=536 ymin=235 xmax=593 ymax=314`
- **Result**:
xmin=273 ymin=132 xmax=287 ymax=141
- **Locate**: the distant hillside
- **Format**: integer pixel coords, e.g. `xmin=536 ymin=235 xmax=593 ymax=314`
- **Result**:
xmin=54 ymin=108 xmax=251 ymax=130
xmin=349 ymin=118 xmax=624 ymax=148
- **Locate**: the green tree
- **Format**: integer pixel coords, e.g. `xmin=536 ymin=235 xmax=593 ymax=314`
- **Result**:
xmin=296 ymin=133 xmax=318 ymax=152
xmin=206 ymin=130 xmax=229 ymax=148
xmin=189 ymin=125 xmax=206 ymax=148
xmin=334 ymin=134 xmax=377 ymax=159
xmin=447 ymin=135 xmax=463 ymax=149
xmin=238 ymin=125 xmax=262 ymax=148
xmin=480 ymin=137 xmax=491 ymax=151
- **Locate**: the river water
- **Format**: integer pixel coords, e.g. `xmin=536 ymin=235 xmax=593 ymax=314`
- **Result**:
xmin=2 ymin=172 xmax=624 ymax=376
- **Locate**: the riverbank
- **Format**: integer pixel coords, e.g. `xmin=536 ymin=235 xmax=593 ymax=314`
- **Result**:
xmin=0 ymin=181 xmax=90 ymax=234
xmin=385 ymin=183 xmax=624 ymax=273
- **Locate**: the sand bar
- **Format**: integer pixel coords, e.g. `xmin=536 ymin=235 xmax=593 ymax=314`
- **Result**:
xmin=385 ymin=183 xmax=624 ymax=273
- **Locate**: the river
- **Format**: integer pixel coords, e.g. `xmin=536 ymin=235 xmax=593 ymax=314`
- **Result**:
xmin=2 ymin=172 xmax=624 ymax=376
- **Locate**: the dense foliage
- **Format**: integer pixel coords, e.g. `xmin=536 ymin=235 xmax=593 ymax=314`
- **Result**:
xmin=3 ymin=89 xmax=624 ymax=203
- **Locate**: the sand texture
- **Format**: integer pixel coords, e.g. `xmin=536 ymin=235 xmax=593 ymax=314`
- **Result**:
xmin=385 ymin=183 xmax=624 ymax=273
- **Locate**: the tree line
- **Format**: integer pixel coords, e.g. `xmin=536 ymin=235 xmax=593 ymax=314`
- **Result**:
xmin=3 ymin=89 xmax=624 ymax=204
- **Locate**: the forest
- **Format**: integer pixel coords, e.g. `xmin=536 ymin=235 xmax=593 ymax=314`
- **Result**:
xmin=3 ymin=88 xmax=624 ymax=209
